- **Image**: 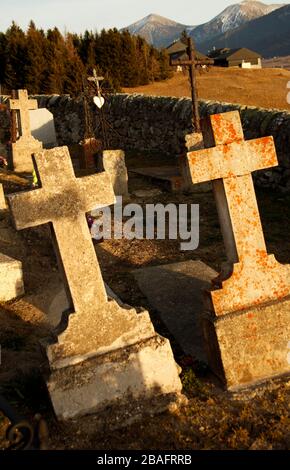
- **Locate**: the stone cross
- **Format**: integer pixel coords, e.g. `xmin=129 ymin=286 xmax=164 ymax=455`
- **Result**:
xmin=8 ymin=89 xmax=42 ymax=172
xmin=8 ymin=146 xmax=182 ymax=419
xmin=186 ymin=110 xmax=290 ymax=315
xmin=9 ymin=89 xmax=38 ymax=141
xmin=7 ymin=146 xmax=154 ymax=363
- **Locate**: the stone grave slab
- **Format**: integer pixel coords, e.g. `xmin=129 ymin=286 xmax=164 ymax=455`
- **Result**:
xmin=131 ymin=166 xmax=211 ymax=193
xmin=29 ymin=108 xmax=57 ymax=148
xmin=8 ymin=145 xmax=182 ymax=421
xmin=0 ymin=253 xmax=24 ymax=301
xmin=133 ymin=260 xmax=217 ymax=362
xmin=8 ymin=89 xmax=43 ymax=172
xmin=186 ymin=110 xmax=290 ymax=389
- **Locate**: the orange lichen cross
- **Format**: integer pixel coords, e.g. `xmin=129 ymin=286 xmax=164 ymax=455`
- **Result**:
xmin=186 ymin=111 xmax=290 ymax=316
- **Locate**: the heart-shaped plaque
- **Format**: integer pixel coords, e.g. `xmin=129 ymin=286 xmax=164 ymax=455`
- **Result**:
xmin=93 ymin=96 xmax=105 ymax=108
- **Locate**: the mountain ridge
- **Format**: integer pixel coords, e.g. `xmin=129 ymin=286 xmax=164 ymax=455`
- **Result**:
xmin=121 ymin=1 xmax=285 ymax=48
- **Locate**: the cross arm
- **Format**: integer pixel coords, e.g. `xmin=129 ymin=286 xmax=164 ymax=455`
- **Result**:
xmin=187 ymin=136 xmax=277 ymax=184
xmin=76 ymin=171 xmax=116 ymax=213
xmin=7 ymin=189 xmax=50 ymax=230
xmin=8 ymin=98 xmax=38 ymax=111
xmin=170 ymin=58 xmax=214 ymax=67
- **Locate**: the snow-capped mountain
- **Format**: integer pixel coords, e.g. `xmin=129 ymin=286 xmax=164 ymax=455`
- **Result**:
xmin=120 ymin=14 xmax=192 ymax=48
xmin=121 ymin=2 xmax=285 ymax=48
xmin=198 ymin=4 xmax=290 ymax=58
xmin=191 ymin=1 xmax=285 ymax=44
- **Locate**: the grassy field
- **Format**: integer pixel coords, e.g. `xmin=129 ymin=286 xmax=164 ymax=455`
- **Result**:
xmin=124 ymin=67 xmax=290 ymax=111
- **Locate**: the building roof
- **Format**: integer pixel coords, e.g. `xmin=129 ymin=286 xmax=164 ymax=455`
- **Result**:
xmin=209 ymin=47 xmax=261 ymax=61
xmin=166 ymin=40 xmax=187 ymax=55
xmin=166 ymin=40 xmax=208 ymax=61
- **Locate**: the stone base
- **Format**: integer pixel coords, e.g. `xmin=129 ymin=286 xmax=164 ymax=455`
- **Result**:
xmin=99 ymin=150 xmax=129 ymax=197
xmin=203 ymin=296 xmax=290 ymax=390
xmin=0 ymin=253 xmax=24 ymax=301
xmin=47 ymin=334 xmax=182 ymax=421
xmin=10 ymin=139 xmax=43 ymax=172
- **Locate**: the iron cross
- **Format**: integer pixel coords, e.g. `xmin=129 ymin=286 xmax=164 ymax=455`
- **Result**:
xmin=170 ymin=38 xmax=213 ymax=133
xmin=87 ymin=68 xmax=104 ymax=98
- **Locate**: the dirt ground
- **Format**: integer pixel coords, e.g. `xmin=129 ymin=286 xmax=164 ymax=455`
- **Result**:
xmin=0 ymin=157 xmax=290 ymax=450
xmin=124 ymin=68 xmax=290 ymax=111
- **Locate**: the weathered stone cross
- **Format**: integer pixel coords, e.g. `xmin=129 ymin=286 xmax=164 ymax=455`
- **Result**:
xmin=8 ymin=89 xmax=43 ymax=172
xmin=186 ymin=111 xmax=290 ymax=315
xmin=8 ymin=146 xmax=182 ymax=419
xmin=9 ymin=89 xmax=38 ymax=141
xmin=7 ymin=146 xmax=157 ymax=365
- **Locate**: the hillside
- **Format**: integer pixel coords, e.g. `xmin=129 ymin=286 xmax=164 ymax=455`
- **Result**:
xmin=123 ymin=68 xmax=290 ymax=111
xmin=198 ymin=4 xmax=290 ymax=58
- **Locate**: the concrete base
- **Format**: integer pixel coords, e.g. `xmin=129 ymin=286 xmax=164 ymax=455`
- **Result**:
xmin=0 ymin=253 xmax=24 ymax=301
xmin=204 ymin=296 xmax=290 ymax=390
xmin=47 ymin=334 xmax=182 ymax=420
xmin=10 ymin=139 xmax=43 ymax=172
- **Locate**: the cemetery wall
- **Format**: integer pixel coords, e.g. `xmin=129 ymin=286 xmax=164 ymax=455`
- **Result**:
xmin=1 ymin=93 xmax=290 ymax=192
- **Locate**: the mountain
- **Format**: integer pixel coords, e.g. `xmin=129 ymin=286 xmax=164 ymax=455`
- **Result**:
xmin=191 ymin=1 xmax=284 ymax=45
xmin=121 ymin=2 xmax=284 ymax=48
xmin=197 ymin=4 xmax=290 ymax=58
xmin=120 ymin=14 xmax=192 ymax=48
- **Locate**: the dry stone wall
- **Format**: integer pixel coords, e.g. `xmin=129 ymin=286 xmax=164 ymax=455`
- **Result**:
xmin=1 ymin=93 xmax=290 ymax=192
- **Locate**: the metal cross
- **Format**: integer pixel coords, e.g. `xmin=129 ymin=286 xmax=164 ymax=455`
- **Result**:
xmin=87 ymin=68 xmax=104 ymax=98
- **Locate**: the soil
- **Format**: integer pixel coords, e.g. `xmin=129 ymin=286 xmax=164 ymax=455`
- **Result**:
xmin=0 ymin=159 xmax=289 ymax=451
xmin=123 ymin=68 xmax=290 ymax=111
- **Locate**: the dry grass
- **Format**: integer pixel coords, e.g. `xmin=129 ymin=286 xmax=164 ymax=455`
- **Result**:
xmin=124 ymin=68 xmax=290 ymax=111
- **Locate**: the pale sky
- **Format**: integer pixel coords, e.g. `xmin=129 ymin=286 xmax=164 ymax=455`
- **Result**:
xmin=0 ymin=0 xmax=288 ymax=34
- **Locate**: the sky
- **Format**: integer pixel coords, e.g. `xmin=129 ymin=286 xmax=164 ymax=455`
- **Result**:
xmin=0 ymin=0 xmax=289 ymax=34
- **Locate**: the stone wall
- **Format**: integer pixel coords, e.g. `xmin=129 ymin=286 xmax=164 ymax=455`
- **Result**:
xmin=2 ymin=93 xmax=290 ymax=192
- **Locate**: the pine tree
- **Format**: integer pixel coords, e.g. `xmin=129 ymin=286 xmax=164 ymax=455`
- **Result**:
xmin=4 ymin=22 xmax=26 ymax=90
xmin=24 ymin=21 xmax=47 ymax=94
xmin=63 ymin=34 xmax=85 ymax=95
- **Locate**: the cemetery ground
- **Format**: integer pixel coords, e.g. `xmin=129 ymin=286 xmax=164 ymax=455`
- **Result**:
xmin=0 ymin=151 xmax=290 ymax=450
xmin=124 ymin=67 xmax=290 ymax=111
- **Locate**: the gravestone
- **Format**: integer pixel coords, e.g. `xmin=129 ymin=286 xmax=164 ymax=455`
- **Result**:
xmin=8 ymin=90 xmax=43 ymax=172
xmin=186 ymin=110 xmax=290 ymax=389
xmin=29 ymin=108 xmax=57 ymax=148
xmin=8 ymin=146 xmax=182 ymax=421
xmin=0 ymin=253 xmax=24 ymax=301
xmin=99 ymin=150 xmax=129 ymax=197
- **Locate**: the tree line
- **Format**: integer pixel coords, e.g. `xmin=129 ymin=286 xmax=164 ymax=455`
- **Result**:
xmin=0 ymin=21 xmax=172 ymax=96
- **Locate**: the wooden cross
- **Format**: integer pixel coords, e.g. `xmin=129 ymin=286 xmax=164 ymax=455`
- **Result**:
xmin=8 ymin=89 xmax=38 ymax=141
xmin=170 ymin=38 xmax=214 ymax=133
xmin=186 ymin=111 xmax=290 ymax=315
